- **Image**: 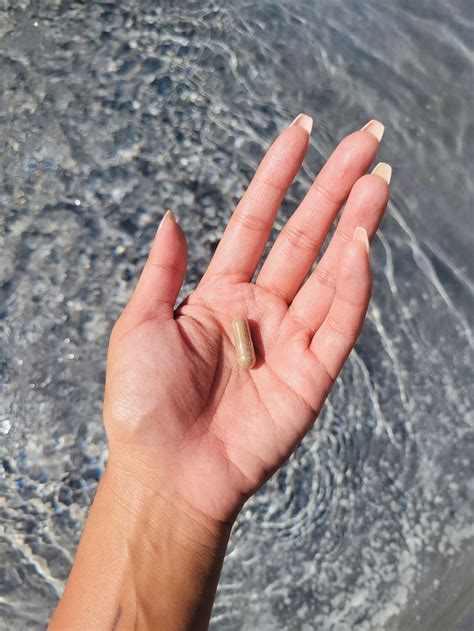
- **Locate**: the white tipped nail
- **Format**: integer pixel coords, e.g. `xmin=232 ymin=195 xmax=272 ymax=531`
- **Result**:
xmin=290 ymin=113 xmax=313 ymax=135
xmin=353 ymin=226 xmax=370 ymax=254
xmin=158 ymin=210 xmax=176 ymax=232
xmin=372 ymin=162 xmax=392 ymax=184
xmin=361 ymin=119 xmax=385 ymax=142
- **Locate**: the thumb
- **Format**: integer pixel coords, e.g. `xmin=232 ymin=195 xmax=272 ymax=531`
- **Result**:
xmin=123 ymin=211 xmax=188 ymax=327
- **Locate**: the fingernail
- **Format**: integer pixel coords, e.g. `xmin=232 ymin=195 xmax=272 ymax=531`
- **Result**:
xmin=290 ymin=113 xmax=313 ymax=135
xmin=361 ymin=119 xmax=385 ymax=142
xmin=372 ymin=162 xmax=392 ymax=184
xmin=353 ymin=226 xmax=369 ymax=254
xmin=158 ymin=210 xmax=176 ymax=232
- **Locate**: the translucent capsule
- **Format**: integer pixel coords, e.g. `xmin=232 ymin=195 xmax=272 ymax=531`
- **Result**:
xmin=232 ymin=318 xmax=256 ymax=369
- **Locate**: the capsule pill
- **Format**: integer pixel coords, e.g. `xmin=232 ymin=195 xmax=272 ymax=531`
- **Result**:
xmin=232 ymin=318 xmax=256 ymax=369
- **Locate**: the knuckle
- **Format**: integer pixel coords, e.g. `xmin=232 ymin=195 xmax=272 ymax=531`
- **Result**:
xmin=231 ymin=212 xmax=273 ymax=233
xmin=313 ymin=352 xmax=336 ymax=383
xmin=258 ymin=279 xmax=290 ymax=303
xmin=253 ymin=175 xmax=286 ymax=194
xmin=148 ymin=260 xmax=183 ymax=277
xmin=326 ymin=315 xmax=354 ymax=340
xmin=334 ymin=225 xmax=353 ymax=244
xmin=282 ymin=224 xmax=319 ymax=252
xmin=337 ymin=294 xmax=368 ymax=310
xmin=311 ymin=180 xmax=343 ymax=205
xmin=314 ymin=265 xmax=337 ymax=289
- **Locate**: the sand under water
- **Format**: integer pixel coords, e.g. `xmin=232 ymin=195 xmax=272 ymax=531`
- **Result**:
xmin=1 ymin=1 xmax=473 ymax=629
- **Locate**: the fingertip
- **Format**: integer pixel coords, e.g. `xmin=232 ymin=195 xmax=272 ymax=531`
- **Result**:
xmin=277 ymin=120 xmax=311 ymax=158
xmin=157 ymin=210 xmax=176 ymax=232
xmin=289 ymin=113 xmax=313 ymax=136
xmin=371 ymin=162 xmax=392 ymax=185
xmin=323 ymin=130 xmax=380 ymax=184
xmin=154 ymin=210 xmax=187 ymax=255
xmin=156 ymin=210 xmax=183 ymax=239
xmin=353 ymin=226 xmax=369 ymax=254
xmin=337 ymin=234 xmax=372 ymax=298
xmin=342 ymin=235 xmax=370 ymax=269
xmin=360 ymin=119 xmax=385 ymax=142
xmin=351 ymin=171 xmax=389 ymax=200
xmin=126 ymin=210 xmax=188 ymax=324
xmin=337 ymin=174 xmax=388 ymax=246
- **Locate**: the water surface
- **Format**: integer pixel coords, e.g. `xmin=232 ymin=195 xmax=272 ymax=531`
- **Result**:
xmin=1 ymin=1 xmax=473 ymax=629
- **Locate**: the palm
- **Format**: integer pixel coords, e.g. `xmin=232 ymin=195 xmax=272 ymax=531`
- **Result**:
xmin=104 ymin=118 xmax=389 ymax=524
xmin=107 ymin=279 xmax=327 ymax=522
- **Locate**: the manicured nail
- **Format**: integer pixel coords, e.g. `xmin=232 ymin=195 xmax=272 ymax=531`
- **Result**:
xmin=372 ymin=162 xmax=392 ymax=184
xmin=158 ymin=210 xmax=176 ymax=232
xmin=361 ymin=119 xmax=385 ymax=142
xmin=290 ymin=113 xmax=313 ymax=135
xmin=353 ymin=226 xmax=369 ymax=254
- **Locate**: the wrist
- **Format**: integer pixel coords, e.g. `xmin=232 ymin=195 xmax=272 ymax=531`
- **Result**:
xmin=99 ymin=457 xmax=232 ymax=630
xmin=51 ymin=457 xmax=232 ymax=631
xmin=102 ymin=456 xmax=232 ymax=551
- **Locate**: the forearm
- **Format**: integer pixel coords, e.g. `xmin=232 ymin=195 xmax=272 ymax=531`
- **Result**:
xmin=49 ymin=462 xmax=231 ymax=631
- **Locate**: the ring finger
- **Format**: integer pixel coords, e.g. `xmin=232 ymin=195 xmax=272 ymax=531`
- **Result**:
xmin=256 ymin=120 xmax=384 ymax=302
xmin=289 ymin=163 xmax=391 ymax=335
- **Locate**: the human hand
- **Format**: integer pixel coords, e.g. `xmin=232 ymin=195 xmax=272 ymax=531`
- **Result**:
xmin=104 ymin=115 xmax=390 ymax=527
xmin=50 ymin=117 xmax=390 ymax=630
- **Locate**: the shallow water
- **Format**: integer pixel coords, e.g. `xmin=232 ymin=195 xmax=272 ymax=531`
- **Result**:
xmin=1 ymin=1 xmax=473 ymax=629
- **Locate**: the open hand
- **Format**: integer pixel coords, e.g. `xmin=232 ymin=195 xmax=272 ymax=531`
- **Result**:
xmin=104 ymin=116 xmax=390 ymax=526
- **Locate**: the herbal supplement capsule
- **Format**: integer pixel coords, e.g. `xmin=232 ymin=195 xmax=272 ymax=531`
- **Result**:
xmin=232 ymin=318 xmax=256 ymax=369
